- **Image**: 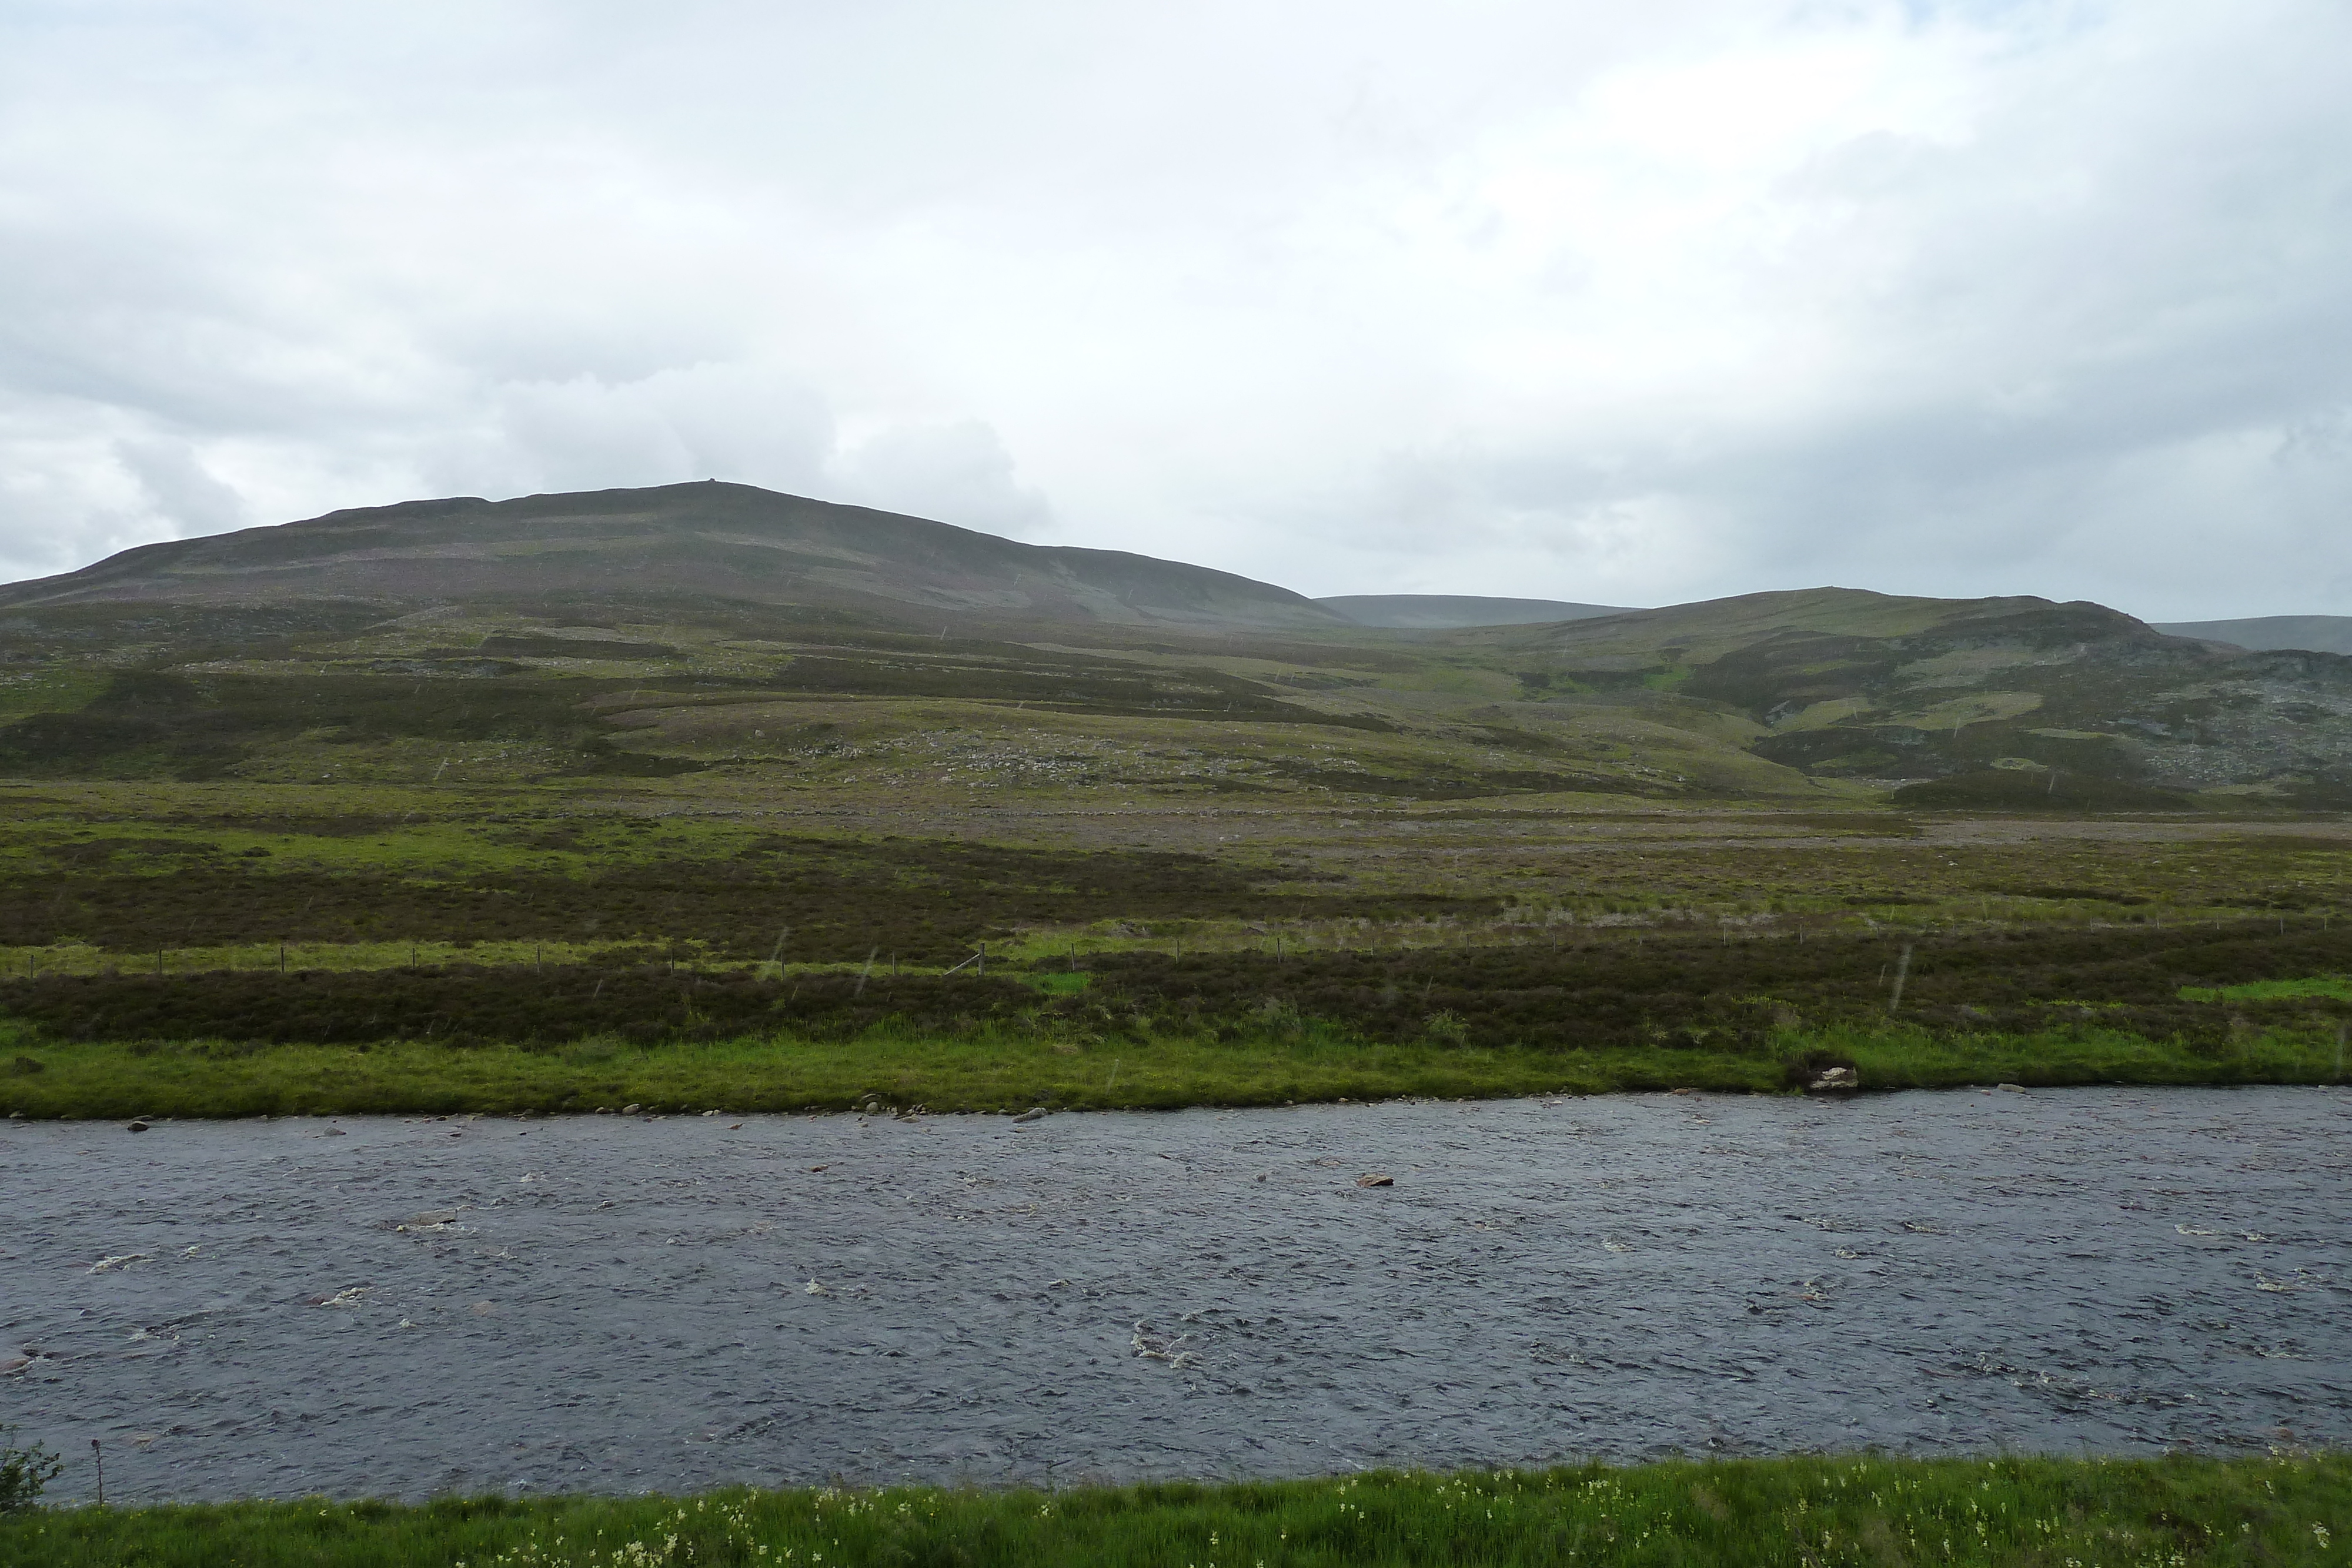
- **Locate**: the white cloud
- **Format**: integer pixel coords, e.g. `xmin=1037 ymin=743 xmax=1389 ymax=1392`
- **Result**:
xmin=0 ymin=0 xmax=2346 ymax=618
xmin=836 ymin=420 xmax=1053 ymax=540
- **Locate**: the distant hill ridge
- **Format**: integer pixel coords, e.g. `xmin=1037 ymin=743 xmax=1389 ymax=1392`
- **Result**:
xmin=1315 ymin=594 xmax=1638 ymax=628
xmin=2151 ymin=616 xmax=2352 ymax=656
xmin=1335 ymin=597 xmax=2352 ymax=651
xmin=0 ymin=482 xmax=1348 ymax=631
xmin=9 ymin=482 xmax=2337 ymax=651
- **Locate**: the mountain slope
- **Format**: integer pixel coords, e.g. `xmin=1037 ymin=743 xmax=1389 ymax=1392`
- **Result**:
xmin=2 ymin=490 xmax=2348 ymax=807
xmin=0 ymin=496 xmax=1835 ymax=801
xmin=0 ymin=482 xmax=1349 ymax=631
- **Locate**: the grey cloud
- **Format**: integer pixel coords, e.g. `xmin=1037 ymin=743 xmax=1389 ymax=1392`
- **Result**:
xmin=1 ymin=0 xmax=2347 ymax=617
xmin=838 ymin=422 xmax=1054 ymax=540
xmin=451 ymin=368 xmax=838 ymax=500
xmin=115 ymin=437 xmax=248 ymax=538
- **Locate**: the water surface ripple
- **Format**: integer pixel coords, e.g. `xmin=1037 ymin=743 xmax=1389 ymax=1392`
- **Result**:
xmin=3 ymin=1086 xmax=2347 ymax=1502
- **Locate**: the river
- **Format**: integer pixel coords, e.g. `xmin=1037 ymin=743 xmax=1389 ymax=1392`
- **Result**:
xmin=3 ymin=1086 xmax=2346 ymax=1502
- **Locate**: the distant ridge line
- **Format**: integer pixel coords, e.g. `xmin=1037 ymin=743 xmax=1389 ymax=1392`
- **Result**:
xmin=2151 ymin=614 xmax=2352 ymax=656
xmin=1315 ymin=594 xmax=1641 ymax=629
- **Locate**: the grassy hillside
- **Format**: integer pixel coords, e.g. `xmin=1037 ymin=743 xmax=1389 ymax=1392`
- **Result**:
xmin=0 ymin=590 xmax=1842 ymax=803
xmin=1 ymin=486 xmax=2348 ymax=1110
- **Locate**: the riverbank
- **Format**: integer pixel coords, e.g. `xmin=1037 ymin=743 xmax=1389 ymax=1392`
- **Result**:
xmin=4 ymin=1454 xmax=2344 ymax=1566
xmin=0 ymin=1020 xmax=2341 ymax=1120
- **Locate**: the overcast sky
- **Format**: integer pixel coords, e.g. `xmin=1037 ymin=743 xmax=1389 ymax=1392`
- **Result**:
xmin=2 ymin=1 xmax=2347 ymax=618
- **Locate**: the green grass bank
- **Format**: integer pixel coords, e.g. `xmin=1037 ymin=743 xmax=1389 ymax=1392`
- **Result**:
xmin=2 ymin=1454 xmax=2344 ymax=1566
xmin=1 ymin=1020 xmax=2343 ymax=1120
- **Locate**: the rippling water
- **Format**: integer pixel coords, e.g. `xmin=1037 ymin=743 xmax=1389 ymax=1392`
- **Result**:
xmin=3 ymin=1086 xmax=2347 ymax=1502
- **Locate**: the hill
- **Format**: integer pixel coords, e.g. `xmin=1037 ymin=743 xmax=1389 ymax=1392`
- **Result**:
xmin=0 ymin=482 xmax=1348 ymax=631
xmin=1438 ymin=587 xmax=2352 ymax=807
xmin=0 ymin=486 xmax=2347 ymax=808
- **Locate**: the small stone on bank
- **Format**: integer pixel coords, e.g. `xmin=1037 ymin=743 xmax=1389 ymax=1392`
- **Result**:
xmin=1357 ymin=1174 xmax=1394 ymax=1187
xmin=126 ymin=1120 xmax=149 ymax=1133
xmin=1013 ymin=1106 xmax=1048 ymax=1124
